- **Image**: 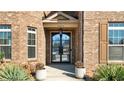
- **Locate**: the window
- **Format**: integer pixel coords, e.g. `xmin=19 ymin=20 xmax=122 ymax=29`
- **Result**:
xmin=27 ymin=27 xmax=36 ymax=58
xmin=0 ymin=25 xmax=11 ymax=59
xmin=108 ymin=23 xmax=124 ymax=61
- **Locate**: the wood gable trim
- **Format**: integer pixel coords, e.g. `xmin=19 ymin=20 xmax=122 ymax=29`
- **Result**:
xmin=45 ymin=12 xmax=77 ymax=20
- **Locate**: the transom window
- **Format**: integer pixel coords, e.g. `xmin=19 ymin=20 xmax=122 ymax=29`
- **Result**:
xmin=27 ymin=27 xmax=36 ymax=58
xmin=0 ymin=25 xmax=11 ymax=59
xmin=108 ymin=23 xmax=124 ymax=61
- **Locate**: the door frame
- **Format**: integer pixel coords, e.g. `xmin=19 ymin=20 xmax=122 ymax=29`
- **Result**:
xmin=50 ymin=31 xmax=72 ymax=63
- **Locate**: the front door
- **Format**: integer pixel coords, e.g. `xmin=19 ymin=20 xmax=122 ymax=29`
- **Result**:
xmin=51 ymin=32 xmax=71 ymax=63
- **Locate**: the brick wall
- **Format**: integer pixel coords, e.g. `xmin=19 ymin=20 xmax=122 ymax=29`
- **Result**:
xmin=83 ymin=11 xmax=124 ymax=77
xmin=0 ymin=12 xmax=46 ymax=66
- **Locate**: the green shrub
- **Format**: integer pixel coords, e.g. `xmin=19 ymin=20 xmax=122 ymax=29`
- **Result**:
xmin=0 ymin=63 xmax=34 ymax=81
xmin=93 ymin=64 xmax=124 ymax=81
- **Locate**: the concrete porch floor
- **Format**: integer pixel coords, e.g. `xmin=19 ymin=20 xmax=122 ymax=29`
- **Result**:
xmin=45 ymin=63 xmax=85 ymax=81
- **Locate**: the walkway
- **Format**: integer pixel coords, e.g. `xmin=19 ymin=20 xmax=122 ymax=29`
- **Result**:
xmin=45 ymin=63 xmax=85 ymax=81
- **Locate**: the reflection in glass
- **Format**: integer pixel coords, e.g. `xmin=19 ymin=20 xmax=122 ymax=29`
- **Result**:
xmin=119 ymin=38 xmax=124 ymax=44
xmin=62 ymin=40 xmax=69 ymax=47
xmin=113 ymin=30 xmax=118 ymax=38
xmin=0 ymin=32 xmax=4 ymax=39
xmin=119 ymin=30 xmax=124 ymax=37
xmin=62 ymin=55 xmax=69 ymax=61
xmin=52 ymin=40 xmax=60 ymax=48
xmin=109 ymin=23 xmax=124 ymax=27
xmin=113 ymin=23 xmax=119 ymax=27
xmin=62 ymin=34 xmax=69 ymax=40
xmin=52 ymin=48 xmax=59 ymax=54
xmin=63 ymin=48 xmax=69 ymax=54
xmin=52 ymin=55 xmax=60 ymax=62
xmin=52 ymin=34 xmax=60 ymax=41
xmin=109 ymin=46 xmax=123 ymax=60
xmin=109 ymin=30 xmax=113 ymax=38
xmin=109 ymin=38 xmax=113 ymax=44
xmin=113 ymin=38 xmax=118 ymax=44
xmin=28 ymin=47 xmax=35 ymax=58
xmin=8 ymin=32 xmax=11 ymax=39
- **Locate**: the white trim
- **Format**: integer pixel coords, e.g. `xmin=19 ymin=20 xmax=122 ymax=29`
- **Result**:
xmin=108 ymin=27 xmax=124 ymax=30
xmin=108 ymin=60 xmax=124 ymax=63
xmin=43 ymin=20 xmax=78 ymax=23
xmin=27 ymin=30 xmax=36 ymax=34
xmin=0 ymin=45 xmax=11 ymax=46
xmin=46 ymin=12 xmax=77 ymax=20
xmin=4 ymin=59 xmax=11 ymax=62
xmin=109 ymin=45 xmax=124 ymax=46
xmin=0 ymin=29 xmax=11 ymax=32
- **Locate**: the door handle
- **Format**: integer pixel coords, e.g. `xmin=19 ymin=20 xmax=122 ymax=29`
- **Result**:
xmin=61 ymin=49 xmax=63 ymax=54
xmin=59 ymin=46 xmax=63 ymax=55
xmin=59 ymin=47 xmax=61 ymax=54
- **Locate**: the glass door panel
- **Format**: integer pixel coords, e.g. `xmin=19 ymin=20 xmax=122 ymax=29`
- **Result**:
xmin=52 ymin=54 xmax=60 ymax=62
xmin=51 ymin=32 xmax=71 ymax=63
xmin=63 ymin=48 xmax=69 ymax=54
xmin=52 ymin=45 xmax=60 ymax=62
xmin=62 ymin=40 xmax=70 ymax=48
xmin=62 ymin=55 xmax=69 ymax=62
xmin=52 ymin=40 xmax=60 ymax=48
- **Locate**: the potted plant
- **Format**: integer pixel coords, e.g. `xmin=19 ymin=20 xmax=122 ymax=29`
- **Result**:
xmin=75 ymin=61 xmax=86 ymax=79
xmin=35 ymin=63 xmax=46 ymax=80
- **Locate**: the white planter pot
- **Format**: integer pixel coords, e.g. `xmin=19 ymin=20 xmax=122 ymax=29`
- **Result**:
xmin=75 ymin=67 xmax=86 ymax=79
xmin=36 ymin=68 xmax=47 ymax=80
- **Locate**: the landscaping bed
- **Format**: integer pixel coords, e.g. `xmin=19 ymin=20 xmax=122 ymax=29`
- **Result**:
xmin=93 ymin=64 xmax=124 ymax=81
xmin=0 ymin=61 xmax=46 ymax=81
